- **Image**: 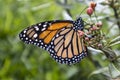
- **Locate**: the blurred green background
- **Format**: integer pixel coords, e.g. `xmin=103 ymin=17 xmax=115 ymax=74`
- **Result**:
xmin=0 ymin=0 xmax=120 ymax=80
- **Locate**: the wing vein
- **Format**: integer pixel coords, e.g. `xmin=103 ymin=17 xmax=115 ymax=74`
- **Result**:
xmin=76 ymin=32 xmax=80 ymax=53
xmin=69 ymin=30 xmax=75 ymax=56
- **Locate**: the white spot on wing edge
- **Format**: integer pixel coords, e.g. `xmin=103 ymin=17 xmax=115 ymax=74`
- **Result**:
xmin=34 ymin=26 xmax=39 ymax=31
xmin=23 ymin=34 xmax=26 ymax=37
xmin=43 ymin=24 xmax=47 ymax=27
xmin=41 ymin=28 xmax=46 ymax=31
xmin=38 ymin=23 xmax=41 ymax=26
xmin=33 ymin=33 xmax=38 ymax=38
xmin=23 ymin=30 xmax=26 ymax=33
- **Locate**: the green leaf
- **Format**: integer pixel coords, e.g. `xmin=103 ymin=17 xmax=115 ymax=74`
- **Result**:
xmin=89 ymin=67 xmax=109 ymax=77
xmin=31 ymin=2 xmax=52 ymax=11
xmin=109 ymin=41 xmax=120 ymax=47
xmin=46 ymin=72 xmax=52 ymax=80
xmin=109 ymin=36 xmax=120 ymax=47
xmin=66 ymin=67 xmax=78 ymax=78
xmin=0 ymin=58 xmax=11 ymax=77
xmin=112 ymin=58 xmax=120 ymax=72
xmin=109 ymin=63 xmax=120 ymax=78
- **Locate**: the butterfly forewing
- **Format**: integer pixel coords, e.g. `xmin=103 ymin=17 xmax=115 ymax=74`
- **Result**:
xmin=19 ymin=18 xmax=87 ymax=65
xmin=19 ymin=20 xmax=72 ymax=44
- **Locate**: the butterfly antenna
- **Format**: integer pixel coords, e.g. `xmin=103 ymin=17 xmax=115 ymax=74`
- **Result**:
xmin=77 ymin=6 xmax=88 ymax=18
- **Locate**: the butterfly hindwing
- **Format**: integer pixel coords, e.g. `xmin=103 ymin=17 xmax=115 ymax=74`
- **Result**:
xmin=48 ymin=24 xmax=87 ymax=64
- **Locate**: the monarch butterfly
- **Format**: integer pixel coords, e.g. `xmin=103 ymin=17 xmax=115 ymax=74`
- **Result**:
xmin=19 ymin=17 xmax=87 ymax=65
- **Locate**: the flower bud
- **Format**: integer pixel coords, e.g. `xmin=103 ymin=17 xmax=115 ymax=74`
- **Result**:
xmin=90 ymin=26 xmax=99 ymax=31
xmin=92 ymin=26 xmax=99 ymax=30
xmin=90 ymin=1 xmax=97 ymax=10
xmin=96 ymin=21 xmax=102 ymax=27
xmin=85 ymin=37 xmax=89 ymax=41
xmin=90 ymin=27 xmax=94 ymax=31
xmin=98 ymin=44 xmax=102 ymax=47
xmin=86 ymin=7 xmax=93 ymax=16
xmin=78 ymin=30 xmax=84 ymax=37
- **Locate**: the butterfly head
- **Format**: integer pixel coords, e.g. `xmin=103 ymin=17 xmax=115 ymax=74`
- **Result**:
xmin=73 ymin=17 xmax=84 ymax=31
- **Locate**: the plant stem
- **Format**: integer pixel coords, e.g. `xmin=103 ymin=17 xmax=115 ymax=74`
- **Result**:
xmin=110 ymin=0 xmax=120 ymax=32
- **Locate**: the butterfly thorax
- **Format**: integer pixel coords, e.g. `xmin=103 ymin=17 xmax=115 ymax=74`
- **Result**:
xmin=73 ymin=17 xmax=84 ymax=31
